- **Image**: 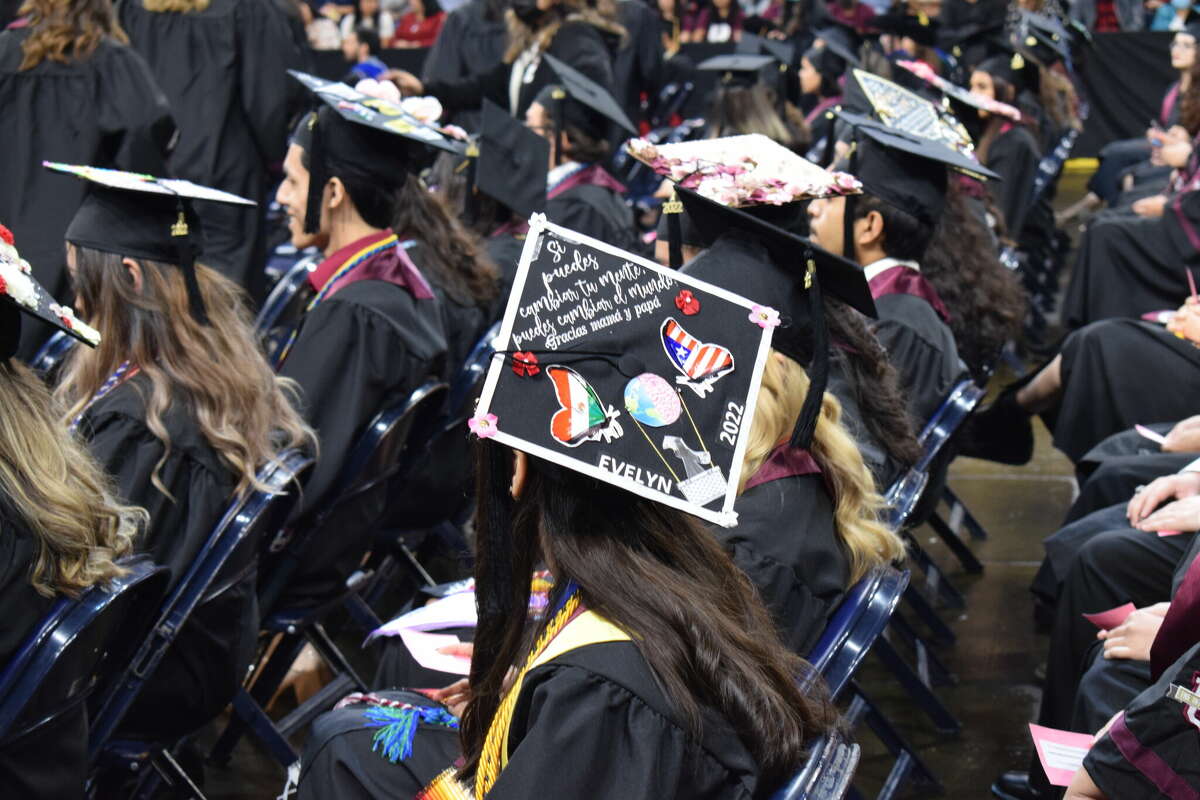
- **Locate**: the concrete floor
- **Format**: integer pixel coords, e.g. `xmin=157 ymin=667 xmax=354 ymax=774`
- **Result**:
xmin=189 ymin=171 xmax=1096 ymax=799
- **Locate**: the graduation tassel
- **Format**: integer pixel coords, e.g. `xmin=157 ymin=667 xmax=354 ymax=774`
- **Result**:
xmin=303 ymin=111 xmax=328 ymax=236
xmin=463 ymin=142 xmax=480 ymax=226
xmin=362 ymin=703 xmax=460 ymax=763
xmin=791 ymin=254 xmax=827 ymax=450
xmin=552 ymin=88 xmax=567 ymax=171
xmin=171 ymin=203 xmax=210 ymax=325
xmin=663 ymin=191 xmax=684 ymax=270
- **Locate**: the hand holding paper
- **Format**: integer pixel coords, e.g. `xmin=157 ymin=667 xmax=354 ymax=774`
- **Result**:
xmin=398 ymin=630 xmax=472 ymax=676
xmin=1082 ymin=603 xmax=1134 ymax=631
xmin=1126 ymin=471 xmax=1200 ymax=523
xmin=1097 ymin=602 xmax=1169 ymax=661
xmin=1028 ymin=724 xmax=1093 ymax=787
xmin=1135 ymin=495 xmax=1200 ymax=533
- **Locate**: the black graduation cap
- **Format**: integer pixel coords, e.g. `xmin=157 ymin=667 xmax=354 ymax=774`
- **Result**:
xmin=698 ymin=53 xmax=780 ymax=88
xmin=540 ymin=53 xmax=638 ymax=136
xmin=842 ymin=69 xmax=988 ymax=170
xmin=288 ymin=69 xmax=467 ymax=234
xmin=871 ymin=10 xmax=940 ymax=47
xmin=49 ymin=162 xmax=257 ymax=325
xmin=941 ymin=20 xmax=1006 ymax=60
xmin=0 ymin=225 xmax=99 ymax=359
xmin=472 ymin=213 xmax=779 ymax=528
xmin=836 ymin=109 xmax=999 ymax=183
xmin=804 ymin=26 xmax=861 ymax=85
xmin=1016 ymin=10 xmax=1072 ymax=64
xmin=675 ymin=185 xmax=874 ymax=449
xmin=895 ymin=59 xmax=1023 ymax=121
xmin=738 ymin=31 xmax=797 ymax=67
xmin=475 ymin=99 xmax=548 ymax=219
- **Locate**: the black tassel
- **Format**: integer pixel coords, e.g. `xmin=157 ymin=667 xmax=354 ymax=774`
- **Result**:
xmin=663 ymin=191 xmax=683 ymax=270
xmin=171 ymin=203 xmax=210 ymax=325
xmin=791 ymin=256 xmax=827 ymax=449
xmin=304 ymin=113 xmax=326 ymax=235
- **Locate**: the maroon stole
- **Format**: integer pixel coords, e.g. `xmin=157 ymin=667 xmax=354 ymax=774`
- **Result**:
xmin=744 ymin=443 xmax=822 ymax=491
xmin=868 ymin=263 xmax=951 ymax=323
xmin=547 ymin=164 xmax=627 ymax=200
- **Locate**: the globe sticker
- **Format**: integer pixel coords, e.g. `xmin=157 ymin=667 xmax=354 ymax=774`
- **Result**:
xmin=623 ymin=373 xmax=683 ymax=427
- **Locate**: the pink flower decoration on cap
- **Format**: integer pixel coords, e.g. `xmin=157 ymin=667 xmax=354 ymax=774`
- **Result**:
xmin=468 ymin=413 xmax=499 ymax=439
xmin=749 ymin=305 xmax=781 ymax=329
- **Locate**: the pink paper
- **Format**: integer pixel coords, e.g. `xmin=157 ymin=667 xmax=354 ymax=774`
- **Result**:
xmin=1158 ymin=530 xmax=1186 ymax=537
xmin=1141 ymin=310 xmax=1175 ymax=324
xmin=1082 ymin=602 xmax=1136 ymax=631
xmin=398 ymin=629 xmax=472 ymax=676
xmin=1135 ymin=424 xmax=1168 ymax=445
xmin=1029 ymin=724 xmax=1094 ymax=787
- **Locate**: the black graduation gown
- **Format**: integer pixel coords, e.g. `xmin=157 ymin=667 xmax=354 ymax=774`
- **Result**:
xmin=825 ymin=350 xmax=903 ymax=491
xmin=407 ymin=242 xmax=494 ymax=377
xmin=984 ymin=124 xmax=1053 ymax=253
xmin=1043 ymin=319 xmax=1200 ymax=463
xmin=1070 ymin=425 xmax=1196 ymax=523
xmin=421 ymin=0 xmax=508 ymax=84
xmin=0 ymin=510 xmax=80 ymax=799
xmin=486 ymin=232 xmax=527 ymax=315
xmin=1061 ymin=191 xmax=1200 ymax=328
xmin=872 ymin=292 xmax=965 ymax=432
xmin=423 ymin=20 xmax=616 ymax=119
xmin=0 ymin=30 xmax=172 ymax=354
xmin=75 ymin=374 xmax=245 ymax=739
xmin=119 ymin=0 xmax=303 ymax=299
xmin=278 ymin=265 xmax=447 ymax=604
xmin=1083 ymin=640 xmax=1200 ymax=798
xmin=545 ymin=179 xmax=641 ymax=256
xmin=716 ymin=464 xmax=848 ymax=655
xmin=613 ymin=0 xmax=664 ymax=128
xmin=299 ymin=640 xmax=769 ymax=800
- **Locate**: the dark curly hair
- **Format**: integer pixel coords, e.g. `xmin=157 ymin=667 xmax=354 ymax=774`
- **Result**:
xmin=921 ymin=180 xmax=1026 ymax=381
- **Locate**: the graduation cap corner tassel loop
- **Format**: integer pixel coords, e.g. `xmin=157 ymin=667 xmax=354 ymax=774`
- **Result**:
xmin=171 ymin=204 xmax=210 ymax=326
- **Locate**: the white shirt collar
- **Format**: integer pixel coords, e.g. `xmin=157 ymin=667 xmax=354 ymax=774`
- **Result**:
xmin=862 ymin=256 xmax=921 ymax=283
xmin=547 ymin=160 xmax=584 ymax=189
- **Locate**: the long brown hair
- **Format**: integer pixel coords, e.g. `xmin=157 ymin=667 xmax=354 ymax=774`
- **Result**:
xmin=393 ymin=174 xmax=499 ymax=309
xmin=56 ymin=247 xmax=315 ymax=497
xmin=140 ymin=0 xmax=211 ymax=13
xmin=0 ymin=361 xmax=141 ymax=597
xmin=1181 ymin=55 xmax=1200 ymax=135
xmin=921 ymin=181 xmax=1026 ymax=381
xmin=461 ymin=443 xmax=836 ymax=787
xmin=741 ymin=352 xmax=905 ymax=583
xmin=503 ymin=0 xmax=625 ymax=63
xmin=706 ymin=85 xmax=812 ymax=154
xmin=18 ymin=0 xmax=127 ymax=70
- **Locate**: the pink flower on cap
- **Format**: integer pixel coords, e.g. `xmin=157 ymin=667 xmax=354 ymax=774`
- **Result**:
xmin=749 ymin=305 xmax=781 ymax=328
xmin=468 ymin=413 xmax=499 ymax=439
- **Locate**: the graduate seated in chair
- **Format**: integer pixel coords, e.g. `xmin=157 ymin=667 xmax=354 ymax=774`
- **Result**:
xmin=272 ymin=82 xmax=461 ymax=602
xmin=296 ymin=218 xmax=838 ymax=800
xmin=51 ymin=167 xmax=315 ymax=747
xmin=0 ymin=226 xmax=141 ymax=798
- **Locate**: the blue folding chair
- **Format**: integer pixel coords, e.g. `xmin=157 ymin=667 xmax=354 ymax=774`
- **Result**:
xmin=770 ymin=733 xmax=860 ymax=800
xmin=87 ymin=450 xmax=314 ymax=797
xmin=26 ymin=329 xmax=75 ymax=375
xmin=804 ymin=567 xmax=942 ymax=799
xmin=254 ymin=255 xmax=318 ymax=368
xmin=210 ymin=381 xmax=449 ymax=772
xmin=0 ymin=557 xmax=169 ymax=794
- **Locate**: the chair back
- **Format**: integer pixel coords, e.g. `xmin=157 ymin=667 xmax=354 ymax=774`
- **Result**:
xmin=86 ymin=451 xmax=314 ymax=755
xmin=27 ymin=330 xmax=75 ymax=375
xmin=0 ymin=557 xmax=169 ymax=744
xmin=446 ymin=321 xmax=500 ymax=418
xmin=804 ymin=566 xmax=909 ymax=700
xmin=259 ymin=381 xmax=448 ymax=612
xmin=254 ymin=255 xmax=319 ymax=368
xmin=916 ymin=379 xmax=986 ymax=472
xmin=882 ymin=468 xmax=930 ymax=531
xmin=769 ymin=733 xmax=861 ymax=800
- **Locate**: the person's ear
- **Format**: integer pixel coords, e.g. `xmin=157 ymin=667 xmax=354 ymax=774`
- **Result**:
xmin=327 ymin=176 xmax=347 ymax=213
xmin=857 ymin=209 xmax=885 ymax=249
xmin=511 ymin=450 xmax=529 ymax=499
xmin=122 ymin=257 xmax=144 ymax=293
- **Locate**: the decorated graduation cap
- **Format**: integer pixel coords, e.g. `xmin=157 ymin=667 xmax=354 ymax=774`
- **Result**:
xmin=675 ymin=184 xmax=874 ymax=450
xmin=0 ymin=225 xmax=99 ymax=359
xmin=625 ymin=134 xmax=861 ymax=269
xmin=472 ymin=99 xmax=548 ymax=220
xmin=843 ymin=69 xmax=989 ymax=167
xmin=50 ymin=162 xmax=256 ymax=325
xmin=288 ymin=70 xmax=466 ymax=234
xmin=896 ymin=58 xmax=1023 ymax=121
xmin=472 ymin=214 xmax=779 ymax=528
xmin=536 ymin=53 xmax=638 ymax=146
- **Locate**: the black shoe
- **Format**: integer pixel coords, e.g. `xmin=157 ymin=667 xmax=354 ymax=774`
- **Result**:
xmin=961 ymin=385 xmax=1034 ymax=465
xmin=991 ymin=771 xmax=1046 ymax=800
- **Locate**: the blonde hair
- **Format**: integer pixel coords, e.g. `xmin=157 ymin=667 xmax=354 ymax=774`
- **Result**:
xmin=140 ymin=0 xmax=210 ymax=13
xmin=740 ymin=350 xmax=905 ymax=583
xmin=0 ymin=361 xmax=141 ymax=597
xmin=18 ymin=0 xmax=128 ymax=70
xmin=57 ymin=246 xmax=315 ymax=499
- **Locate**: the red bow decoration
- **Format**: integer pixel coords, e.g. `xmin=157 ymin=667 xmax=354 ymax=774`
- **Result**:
xmin=675 ymin=290 xmax=700 ymax=316
xmin=0 ymin=225 xmax=13 ymax=246
xmin=512 ymin=351 xmax=540 ymax=377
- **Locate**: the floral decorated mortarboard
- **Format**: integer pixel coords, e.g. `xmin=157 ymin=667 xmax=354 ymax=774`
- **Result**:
xmin=50 ymin=161 xmax=256 ymax=325
xmin=896 ymin=59 xmax=1022 ymax=122
xmin=0 ymin=224 xmax=99 ymax=360
xmin=471 ymin=215 xmax=779 ymax=528
xmin=626 ymin=134 xmax=861 ymax=207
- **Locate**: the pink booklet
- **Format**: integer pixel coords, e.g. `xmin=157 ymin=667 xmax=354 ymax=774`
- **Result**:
xmin=1029 ymin=724 xmax=1093 ymax=787
xmin=1082 ymin=602 xmax=1135 ymax=631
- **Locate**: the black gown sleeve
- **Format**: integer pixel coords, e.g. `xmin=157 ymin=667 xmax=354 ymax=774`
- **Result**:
xmin=421 ymin=5 xmax=469 ymax=84
xmin=423 ymin=59 xmax=512 ymax=116
xmin=986 ymin=129 xmax=1040 ymax=237
xmin=235 ymin=0 xmax=304 ymax=166
xmin=93 ymin=43 xmax=175 ymax=175
xmin=873 ymin=317 xmax=956 ymax=426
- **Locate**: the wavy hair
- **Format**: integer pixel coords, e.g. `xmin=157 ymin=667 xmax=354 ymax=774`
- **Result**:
xmin=0 ymin=361 xmax=141 ymax=597
xmin=18 ymin=0 xmax=128 ymax=70
xmin=740 ymin=351 xmax=905 ymax=583
xmin=461 ymin=442 xmax=836 ymax=786
xmin=140 ymin=0 xmax=210 ymax=13
xmin=503 ymin=0 xmax=625 ymax=63
xmin=57 ymin=247 xmax=315 ymax=498
xmin=706 ymin=85 xmax=811 ymax=154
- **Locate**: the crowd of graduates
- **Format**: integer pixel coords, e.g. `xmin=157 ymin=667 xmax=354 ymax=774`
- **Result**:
xmin=0 ymin=0 xmax=1199 ymax=797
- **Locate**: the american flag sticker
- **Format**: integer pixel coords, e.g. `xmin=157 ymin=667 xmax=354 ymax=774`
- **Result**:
xmin=661 ymin=318 xmax=735 ymax=397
